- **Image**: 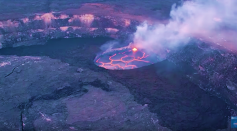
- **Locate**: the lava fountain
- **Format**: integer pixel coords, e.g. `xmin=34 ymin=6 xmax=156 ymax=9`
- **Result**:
xmin=94 ymin=44 xmax=160 ymax=70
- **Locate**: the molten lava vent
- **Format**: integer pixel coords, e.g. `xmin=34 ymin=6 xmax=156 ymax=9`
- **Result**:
xmin=94 ymin=46 xmax=159 ymax=70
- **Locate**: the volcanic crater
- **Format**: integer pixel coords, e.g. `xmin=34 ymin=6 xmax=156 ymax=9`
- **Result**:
xmin=0 ymin=1 xmax=236 ymax=131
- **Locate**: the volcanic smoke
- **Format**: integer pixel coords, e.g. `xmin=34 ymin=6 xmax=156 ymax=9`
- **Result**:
xmin=95 ymin=0 xmax=237 ymax=70
xmin=132 ymin=0 xmax=237 ymax=59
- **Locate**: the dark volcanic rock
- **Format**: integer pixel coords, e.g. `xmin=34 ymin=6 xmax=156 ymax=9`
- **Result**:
xmin=0 ymin=13 xmax=138 ymax=48
xmin=0 ymin=0 xmax=184 ymax=49
xmin=0 ymin=37 xmax=234 ymax=131
xmin=168 ymin=41 xmax=237 ymax=110
xmin=109 ymin=60 xmax=230 ymax=131
xmin=0 ymin=1 xmax=235 ymax=130
xmin=0 ymin=37 xmax=112 ymax=71
xmin=0 ymin=55 xmax=170 ymax=131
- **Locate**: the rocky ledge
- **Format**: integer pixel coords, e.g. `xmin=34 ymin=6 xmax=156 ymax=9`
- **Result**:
xmin=0 ymin=12 xmax=135 ymax=48
xmin=0 ymin=2 xmax=170 ymax=48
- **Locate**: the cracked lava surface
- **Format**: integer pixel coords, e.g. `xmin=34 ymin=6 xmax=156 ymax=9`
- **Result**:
xmin=95 ymin=46 xmax=159 ymax=70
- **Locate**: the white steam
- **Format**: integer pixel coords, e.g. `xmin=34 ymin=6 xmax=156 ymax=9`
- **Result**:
xmin=132 ymin=0 xmax=237 ymax=58
xmin=100 ymin=40 xmax=119 ymax=52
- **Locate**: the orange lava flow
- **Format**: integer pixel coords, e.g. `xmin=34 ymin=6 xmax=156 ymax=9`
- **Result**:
xmin=95 ymin=49 xmax=150 ymax=70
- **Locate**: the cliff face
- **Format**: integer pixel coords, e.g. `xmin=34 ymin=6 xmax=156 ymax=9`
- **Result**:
xmin=168 ymin=41 xmax=237 ymax=110
xmin=0 ymin=1 xmax=236 ymax=130
xmin=0 ymin=1 xmax=173 ymax=48
xmin=0 ymin=12 xmax=137 ymax=48
xmin=0 ymin=1 xmax=236 ymax=109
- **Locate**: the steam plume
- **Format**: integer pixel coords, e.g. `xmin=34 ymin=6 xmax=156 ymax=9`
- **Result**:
xmin=132 ymin=0 xmax=237 ymax=59
xmin=100 ymin=40 xmax=119 ymax=52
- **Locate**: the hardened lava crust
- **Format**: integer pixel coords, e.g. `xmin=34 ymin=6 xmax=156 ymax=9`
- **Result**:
xmin=0 ymin=0 xmax=236 ymax=131
xmin=94 ymin=46 xmax=159 ymax=70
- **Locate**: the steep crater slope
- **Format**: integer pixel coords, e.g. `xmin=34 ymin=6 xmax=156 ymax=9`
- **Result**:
xmin=0 ymin=0 xmax=181 ymax=48
xmin=0 ymin=38 xmax=232 ymax=131
xmin=0 ymin=0 xmax=236 ymax=130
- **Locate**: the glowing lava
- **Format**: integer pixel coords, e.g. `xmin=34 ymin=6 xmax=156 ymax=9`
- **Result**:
xmin=132 ymin=47 xmax=138 ymax=52
xmin=94 ymin=46 xmax=159 ymax=70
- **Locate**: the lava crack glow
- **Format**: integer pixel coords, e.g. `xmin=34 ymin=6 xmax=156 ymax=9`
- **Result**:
xmin=94 ymin=46 xmax=159 ymax=70
xmin=132 ymin=47 xmax=138 ymax=52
